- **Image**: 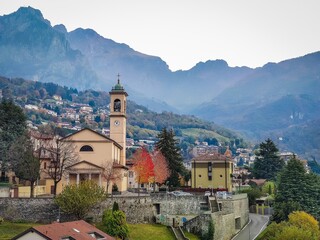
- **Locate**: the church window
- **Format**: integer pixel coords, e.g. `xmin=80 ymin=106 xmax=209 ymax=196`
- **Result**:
xmin=80 ymin=145 xmax=94 ymax=152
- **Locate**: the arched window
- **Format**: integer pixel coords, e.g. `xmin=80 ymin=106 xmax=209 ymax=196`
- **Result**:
xmin=114 ymin=99 xmax=121 ymax=112
xmin=80 ymin=145 xmax=94 ymax=152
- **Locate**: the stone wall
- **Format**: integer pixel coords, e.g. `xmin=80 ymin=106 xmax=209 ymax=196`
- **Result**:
xmin=95 ymin=196 xmax=155 ymax=223
xmin=0 ymin=196 xmax=154 ymax=224
xmin=183 ymin=213 xmax=212 ymax=236
xmin=212 ymin=194 xmax=249 ymax=240
xmin=151 ymin=193 xmax=208 ymax=215
xmin=0 ymin=194 xmax=249 ymax=240
xmin=0 ymin=198 xmax=61 ymax=223
xmin=183 ymin=194 xmax=249 ymax=240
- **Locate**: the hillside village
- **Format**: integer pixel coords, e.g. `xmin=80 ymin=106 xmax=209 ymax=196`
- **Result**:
xmin=1 ymin=5 xmax=320 ymax=240
xmin=1 ymin=78 xmax=316 ymax=240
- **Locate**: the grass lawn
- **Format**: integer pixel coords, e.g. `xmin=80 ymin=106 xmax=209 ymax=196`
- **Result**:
xmin=128 ymin=224 xmax=176 ymax=240
xmin=0 ymin=222 xmax=38 ymax=240
xmin=98 ymin=223 xmax=200 ymax=240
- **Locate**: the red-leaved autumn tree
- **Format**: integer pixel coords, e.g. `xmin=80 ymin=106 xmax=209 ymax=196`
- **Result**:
xmin=152 ymin=150 xmax=169 ymax=188
xmin=132 ymin=148 xmax=154 ymax=190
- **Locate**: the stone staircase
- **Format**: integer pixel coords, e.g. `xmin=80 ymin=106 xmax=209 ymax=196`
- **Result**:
xmin=170 ymin=226 xmax=189 ymax=240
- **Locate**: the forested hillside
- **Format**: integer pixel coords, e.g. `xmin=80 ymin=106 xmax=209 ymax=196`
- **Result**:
xmin=0 ymin=76 xmax=246 ymax=152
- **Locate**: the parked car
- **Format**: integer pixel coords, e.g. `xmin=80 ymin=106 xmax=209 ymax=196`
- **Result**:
xmin=216 ymin=191 xmax=232 ymax=199
xmin=204 ymin=191 xmax=211 ymax=196
xmin=169 ymin=190 xmax=193 ymax=196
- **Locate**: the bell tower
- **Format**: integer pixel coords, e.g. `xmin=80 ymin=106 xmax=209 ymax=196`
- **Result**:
xmin=109 ymin=76 xmax=128 ymax=166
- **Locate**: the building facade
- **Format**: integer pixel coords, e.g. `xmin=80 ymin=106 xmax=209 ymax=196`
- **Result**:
xmin=38 ymin=80 xmax=129 ymax=195
xmin=191 ymin=151 xmax=233 ymax=191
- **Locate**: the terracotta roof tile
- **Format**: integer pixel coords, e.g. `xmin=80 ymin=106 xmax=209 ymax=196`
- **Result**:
xmin=32 ymin=220 xmax=115 ymax=240
xmin=192 ymin=153 xmax=232 ymax=162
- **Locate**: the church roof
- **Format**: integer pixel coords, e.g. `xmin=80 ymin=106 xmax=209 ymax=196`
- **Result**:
xmin=60 ymin=128 xmax=123 ymax=150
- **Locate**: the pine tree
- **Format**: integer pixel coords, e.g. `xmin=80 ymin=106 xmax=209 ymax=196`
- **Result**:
xmin=156 ymin=128 xmax=184 ymax=187
xmin=253 ymin=138 xmax=284 ymax=180
xmin=273 ymin=156 xmax=320 ymax=222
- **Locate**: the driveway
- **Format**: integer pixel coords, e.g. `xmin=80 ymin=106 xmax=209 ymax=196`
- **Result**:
xmin=233 ymin=213 xmax=270 ymax=240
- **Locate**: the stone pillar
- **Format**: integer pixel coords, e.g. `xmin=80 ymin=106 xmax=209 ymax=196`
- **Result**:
xmin=76 ymin=173 xmax=80 ymax=185
xmin=99 ymin=174 xmax=102 ymax=187
xmin=89 ymin=173 xmax=92 ymax=180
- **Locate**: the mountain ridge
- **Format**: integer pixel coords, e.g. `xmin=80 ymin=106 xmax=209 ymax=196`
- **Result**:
xmin=0 ymin=7 xmax=319 ymax=160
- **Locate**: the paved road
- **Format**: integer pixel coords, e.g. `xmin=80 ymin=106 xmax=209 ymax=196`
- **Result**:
xmin=233 ymin=214 xmax=269 ymax=240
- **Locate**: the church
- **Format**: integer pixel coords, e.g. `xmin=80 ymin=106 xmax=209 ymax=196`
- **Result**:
xmin=39 ymin=80 xmax=129 ymax=195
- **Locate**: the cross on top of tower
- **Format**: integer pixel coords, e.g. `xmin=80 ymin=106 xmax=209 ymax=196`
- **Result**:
xmin=117 ymin=73 xmax=120 ymax=84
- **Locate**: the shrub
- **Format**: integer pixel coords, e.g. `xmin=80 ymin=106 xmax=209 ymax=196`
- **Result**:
xmin=102 ymin=209 xmax=129 ymax=239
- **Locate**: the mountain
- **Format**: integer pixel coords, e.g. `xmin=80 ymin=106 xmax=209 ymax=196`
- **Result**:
xmin=274 ymin=119 xmax=320 ymax=160
xmin=0 ymin=7 xmax=254 ymax=112
xmin=0 ymin=7 xmax=98 ymax=90
xmin=0 ymin=7 xmax=319 ymax=160
xmin=193 ymin=52 xmax=320 ymax=124
xmin=192 ymin=53 xmax=320 ymax=159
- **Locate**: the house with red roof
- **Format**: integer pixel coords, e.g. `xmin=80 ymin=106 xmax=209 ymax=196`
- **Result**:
xmin=12 ymin=220 xmax=115 ymax=240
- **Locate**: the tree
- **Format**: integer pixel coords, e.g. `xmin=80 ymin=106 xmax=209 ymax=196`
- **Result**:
xmin=38 ymin=126 xmax=79 ymax=195
xmin=0 ymin=100 xmax=27 ymax=171
xmin=261 ymin=181 xmax=275 ymax=196
xmin=241 ymin=187 xmax=262 ymax=206
xmin=55 ymin=180 xmax=107 ymax=219
xmin=261 ymin=211 xmax=320 ymax=240
xmin=152 ymin=150 xmax=169 ymax=190
xmin=101 ymin=161 xmax=122 ymax=194
xmin=9 ymin=132 xmax=40 ymax=198
xmin=156 ymin=128 xmax=185 ymax=187
xmin=132 ymin=148 xmax=154 ymax=191
xmin=102 ymin=205 xmax=129 ymax=239
xmin=253 ymin=139 xmax=284 ymax=180
xmin=273 ymin=156 xmax=320 ymax=222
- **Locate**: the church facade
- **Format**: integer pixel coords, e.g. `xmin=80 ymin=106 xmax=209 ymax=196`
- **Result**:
xmin=40 ymin=80 xmax=129 ymax=195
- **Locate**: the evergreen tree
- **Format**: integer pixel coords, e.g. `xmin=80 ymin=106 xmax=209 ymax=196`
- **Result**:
xmin=273 ymin=156 xmax=320 ymax=222
xmin=156 ymin=128 xmax=184 ymax=187
xmin=253 ymin=138 xmax=284 ymax=180
xmin=0 ymin=100 xmax=27 ymax=171
xmin=9 ymin=132 xmax=40 ymax=198
xmin=102 ymin=206 xmax=129 ymax=239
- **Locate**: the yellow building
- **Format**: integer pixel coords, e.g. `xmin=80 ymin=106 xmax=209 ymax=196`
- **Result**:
xmin=191 ymin=151 xmax=233 ymax=191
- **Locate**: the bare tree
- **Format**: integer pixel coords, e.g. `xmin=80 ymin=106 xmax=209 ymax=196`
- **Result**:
xmin=34 ymin=125 xmax=79 ymax=195
xmin=102 ymin=161 xmax=123 ymax=194
xmin=44 ymin=137 xmax=79 ymax=195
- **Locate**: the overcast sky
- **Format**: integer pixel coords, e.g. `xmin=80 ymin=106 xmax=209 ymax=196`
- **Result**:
xmin=1 ymin=0 xmax=320 ymax=71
